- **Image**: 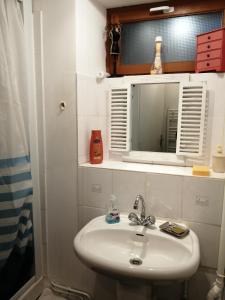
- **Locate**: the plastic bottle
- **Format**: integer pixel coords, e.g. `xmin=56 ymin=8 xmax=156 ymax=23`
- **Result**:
xmin=212 ymin=145 xmax=225 ymax=173
xmin=90 ymin=130 xmax=103 ymax=164
xmin=105 ymin=195 xmax=120 ymax=224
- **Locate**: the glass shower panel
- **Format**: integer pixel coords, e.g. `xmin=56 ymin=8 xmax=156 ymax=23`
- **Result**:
xmin=121 ymin=12 xmax=223 ymax=65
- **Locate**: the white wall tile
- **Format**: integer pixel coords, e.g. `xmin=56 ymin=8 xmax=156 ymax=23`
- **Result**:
xmin=191 ymin=74 xmax=225 ymax=158
xmin=113 ymin=170 xmax=146 ymax=213
xmin=80 ymin=167 xmax=112 ymax=209
xmin=187 ymin=222 xmax=220 ymax=269
xmin=78 ymin=115 xmax=107 ymax=163
xmin=182 ymin=177 xmax=224 ymax=225
xmin=78 ymin=206 xmax=106 ymax=230
xmin=146 ymin=174 xmax=182 ymax=219
xmin=75 ymin=0 xmax=106 ymax=77
xmin=77 ymin=74 xmax=108 ymax=117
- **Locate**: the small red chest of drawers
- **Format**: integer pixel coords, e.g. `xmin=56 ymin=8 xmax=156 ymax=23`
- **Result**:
xmin=195 ymin=28 xmax=225 ymax=73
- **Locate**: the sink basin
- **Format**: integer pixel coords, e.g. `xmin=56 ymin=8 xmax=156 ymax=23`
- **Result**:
xmin=74 ymin=215 xmax=200 ymax=281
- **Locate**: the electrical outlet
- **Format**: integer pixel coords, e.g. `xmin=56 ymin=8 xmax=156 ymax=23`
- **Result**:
xmin=195 ymin=195 xmax=209 ymax=206
xmin=91 ymin=184 xmax=102 ymax=193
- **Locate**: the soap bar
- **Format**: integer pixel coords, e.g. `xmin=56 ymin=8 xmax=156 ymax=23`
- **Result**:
xmin=192 ymin=165 xmax=210 ymax=176
xmin=159 ymin=222 xmax=189 ymax=238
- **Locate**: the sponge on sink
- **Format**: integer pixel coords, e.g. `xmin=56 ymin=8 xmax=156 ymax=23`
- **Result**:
xmin=192 ymin=165 xmax=210 ymax=176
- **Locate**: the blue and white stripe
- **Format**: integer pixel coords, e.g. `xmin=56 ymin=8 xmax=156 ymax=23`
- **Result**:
xmin=0 ymin=155 xmax=33 ymax=269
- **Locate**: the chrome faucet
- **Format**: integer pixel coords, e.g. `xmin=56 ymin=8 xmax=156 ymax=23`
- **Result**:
xmin=133 ymin=194 xmax=146 ymax=220
xmin=128 ymin=194 xmax=156 ymax=226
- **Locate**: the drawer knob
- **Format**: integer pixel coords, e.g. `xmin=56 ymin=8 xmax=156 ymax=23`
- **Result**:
xmin=208 ymin=36 xmax=211 ymax=40
xmin=207 ymin=62 xmax=210 ymax=66
xmin=207 ymin=45 xmax=211 ymax=49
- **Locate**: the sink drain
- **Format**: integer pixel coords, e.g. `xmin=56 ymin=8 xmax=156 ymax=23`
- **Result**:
xmin=129 ymin=257 xmax=142 ymax=266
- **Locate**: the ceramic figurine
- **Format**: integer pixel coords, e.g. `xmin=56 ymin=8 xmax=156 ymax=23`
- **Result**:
xmin=151 ymin=36 xmax=163 ymax=75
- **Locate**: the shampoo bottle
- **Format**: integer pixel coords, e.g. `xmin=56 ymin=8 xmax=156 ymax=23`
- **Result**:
xmin=105 ymin=195 xmax=120 ymax=224
xmin=90 ymin=130 xmax=103 ymax=164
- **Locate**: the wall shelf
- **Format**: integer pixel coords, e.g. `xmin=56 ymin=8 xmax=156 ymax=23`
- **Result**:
xmin=79 ymin=160 xmax=225 ymax=180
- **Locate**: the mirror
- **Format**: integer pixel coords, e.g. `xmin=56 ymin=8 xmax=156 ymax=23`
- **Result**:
xmin=131 ymin=83 xmax=179 ymax=153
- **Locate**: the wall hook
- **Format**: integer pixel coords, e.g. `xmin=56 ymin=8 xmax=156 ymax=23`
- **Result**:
xmin=60 ymin=101 xmax=66 ymax=111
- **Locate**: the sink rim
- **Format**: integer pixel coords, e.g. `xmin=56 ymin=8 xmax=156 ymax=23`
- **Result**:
xmin=74 ymin=214 xmax=200 ymax=281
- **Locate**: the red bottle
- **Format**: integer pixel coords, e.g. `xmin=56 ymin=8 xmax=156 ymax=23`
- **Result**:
xmin=90 ymin=130 xmax=103 ymax=164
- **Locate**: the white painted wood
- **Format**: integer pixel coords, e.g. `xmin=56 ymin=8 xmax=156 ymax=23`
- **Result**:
xmin=176 ymin=82 xmax=207 ymax=157
xmin=97 ymin=0 xmax=168 ymax=9
xmin=109 ymin=86 xmax=131 ymax=151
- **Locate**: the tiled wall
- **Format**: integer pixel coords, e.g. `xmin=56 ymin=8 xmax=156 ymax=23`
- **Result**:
xmin=77 ymin=73 xmax=109 ymax=163
xmin=78 ymin=166 xmax=225 ymax=299
xmin=77 ymin=73 xmax=225 ymax=165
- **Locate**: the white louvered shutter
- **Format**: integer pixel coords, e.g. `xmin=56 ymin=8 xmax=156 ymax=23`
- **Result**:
xmin=109 ymin=86 xmax=131 ymax=151
xmin=176 ymin=82 xmax=207 ymax=157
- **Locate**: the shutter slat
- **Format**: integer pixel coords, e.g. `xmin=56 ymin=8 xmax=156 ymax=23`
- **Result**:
xmin=176 ymin=82 xmax=207 ymax=157
xmin=109 ymin=86 xmax=131 ymax=151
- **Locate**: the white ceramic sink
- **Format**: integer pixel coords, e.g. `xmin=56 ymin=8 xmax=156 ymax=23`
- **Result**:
xmin=74 ymin=215 xmax=200 ymax=280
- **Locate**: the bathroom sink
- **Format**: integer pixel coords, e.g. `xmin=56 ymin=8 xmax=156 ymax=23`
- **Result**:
xmin=74 ymin=215 xmax=200 ymax=281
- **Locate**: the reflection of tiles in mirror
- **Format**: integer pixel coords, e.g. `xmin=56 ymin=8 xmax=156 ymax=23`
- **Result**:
xmin=38 ymin=288 xmax=67 ymax=300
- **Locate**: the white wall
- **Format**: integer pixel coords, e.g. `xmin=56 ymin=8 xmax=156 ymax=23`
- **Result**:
xmin=76 ymin=0 xmax=108 ymax=164
xmin=34 ymin=0 xmax=111 ymax=295
xmin=190 ymin=73 xmax=225 ymax=163
xmin=78 ymin=165 xmax=224 ymax=299
xmin=76 ymin=71 xmax=225 ymax=298
xmin=133 ymin=84 xmax=165 ymax=151
xmin=33 ymin=0 xmax=225 ymax=299
xmin=77 ymin=75 xmax=109 ymax=164
xmin=33 ymin=0 xmax=79 ymax=288
xmin=75 ymin=0 xmax=106 ymax=76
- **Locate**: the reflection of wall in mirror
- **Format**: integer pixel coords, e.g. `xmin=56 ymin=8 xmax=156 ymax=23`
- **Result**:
xmin=132 ymin=84 xmax=165 ymax=151
xmin=140 ymin=84 xmax=165 ymax=151
xmin=132 ymin=83 xmax=179 ymax=153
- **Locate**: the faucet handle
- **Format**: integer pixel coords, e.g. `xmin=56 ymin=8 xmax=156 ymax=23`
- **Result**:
xmin=142 ymin=215 xmax=156 ymax=226
xmin=128 ymin=212 xmax=141 ymax=225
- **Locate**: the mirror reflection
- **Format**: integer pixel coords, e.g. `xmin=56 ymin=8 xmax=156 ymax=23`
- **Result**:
xmin=131 ymin=83 xmax=179 ymax=153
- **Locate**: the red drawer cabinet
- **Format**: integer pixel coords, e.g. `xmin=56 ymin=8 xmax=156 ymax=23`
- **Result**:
xmin=195 ymin=28 xmax=225 ymax=73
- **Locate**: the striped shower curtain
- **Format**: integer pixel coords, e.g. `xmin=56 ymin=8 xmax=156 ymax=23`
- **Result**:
xmin=0 ymin=0 xmax=33 ymax=270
